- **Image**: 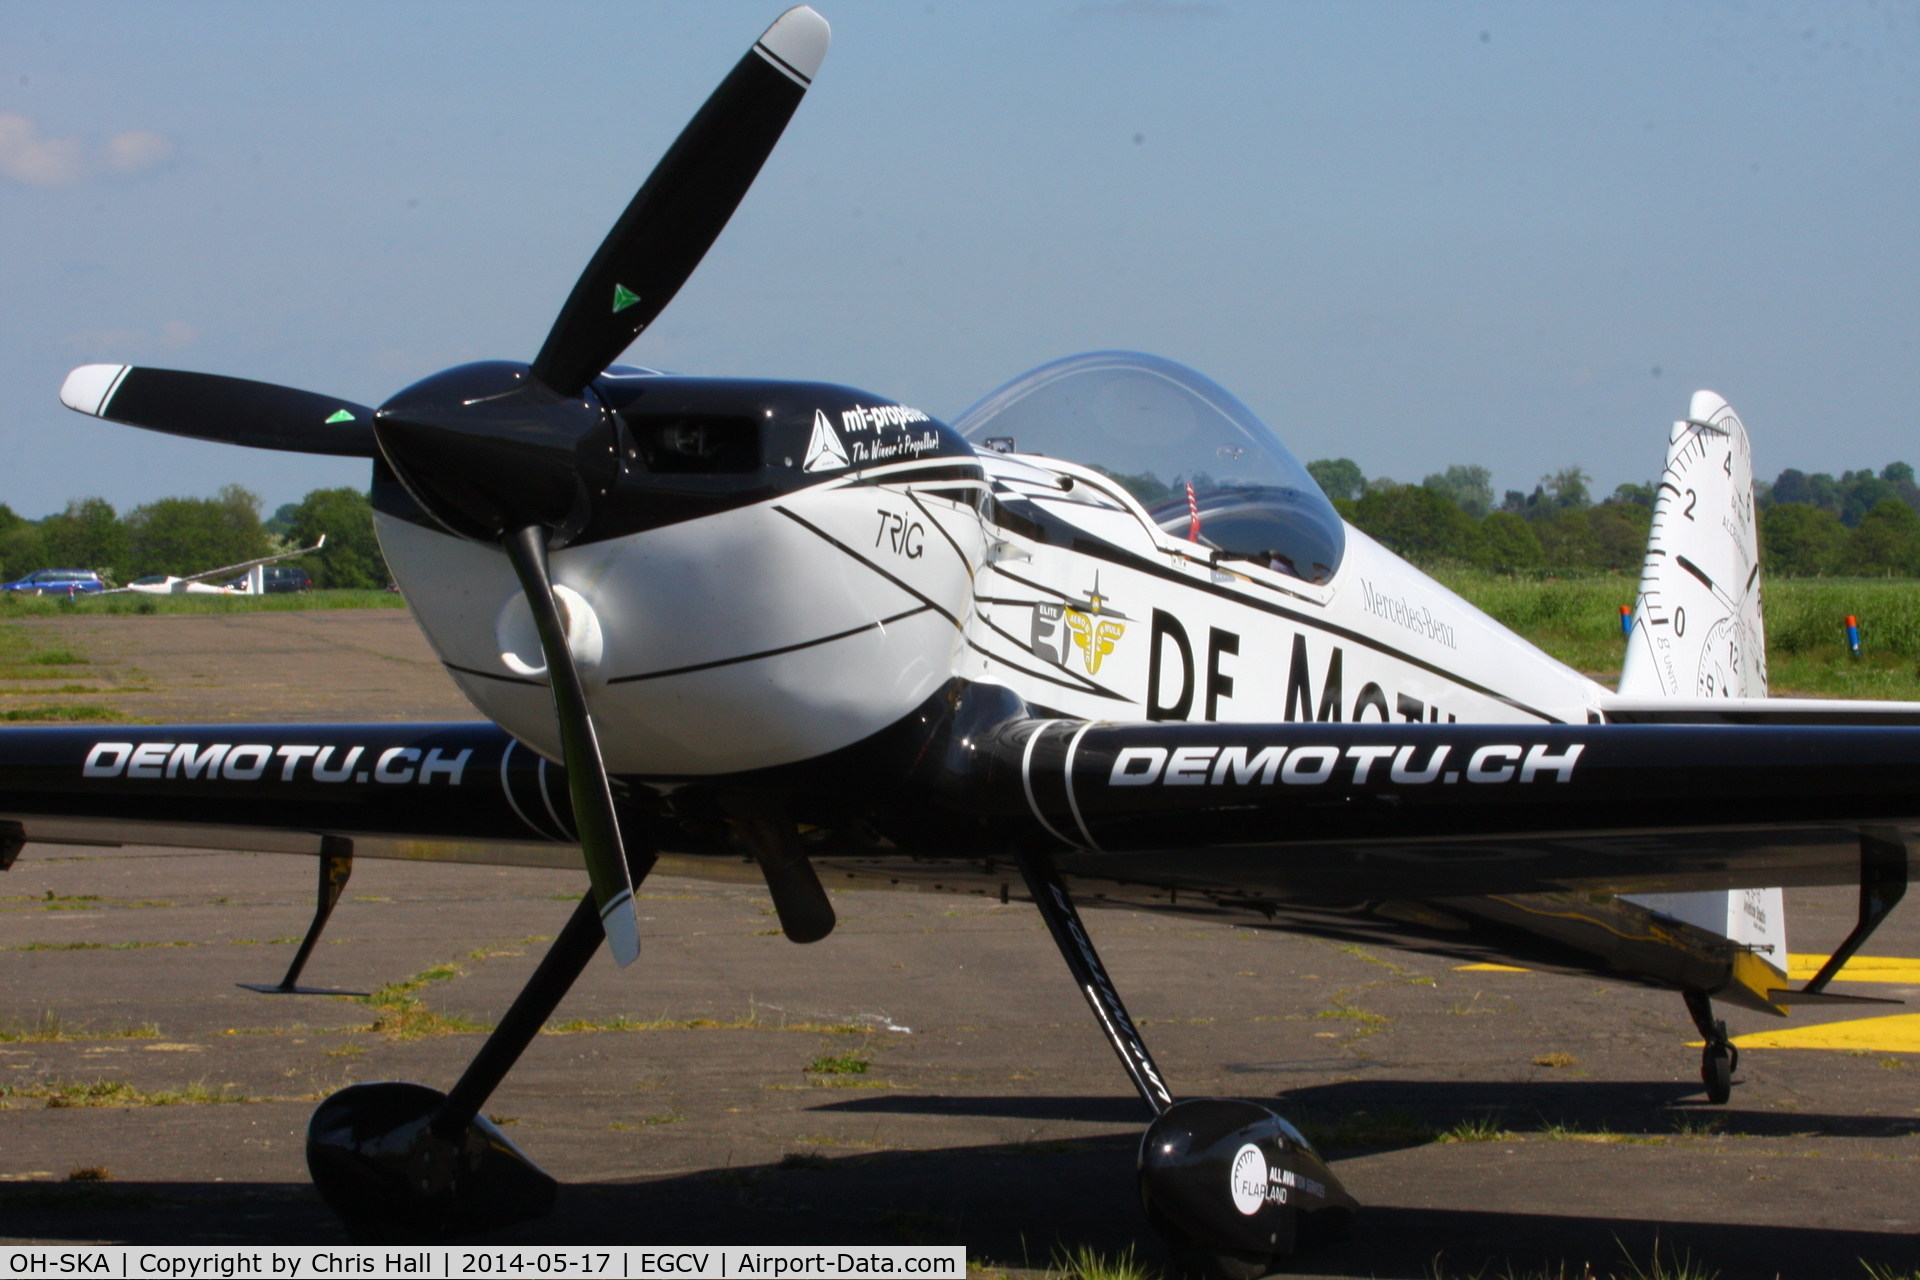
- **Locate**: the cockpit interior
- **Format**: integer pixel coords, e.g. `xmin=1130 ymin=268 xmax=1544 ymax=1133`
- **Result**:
xmin=954 ymin=351 xmax=1345 ymax=584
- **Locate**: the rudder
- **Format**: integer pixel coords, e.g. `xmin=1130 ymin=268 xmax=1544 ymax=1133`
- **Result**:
xmin=1619 ymin=390 xmax=1767 ymax=698
xmin=1619 ymin=390 xmax=1786 ymax=994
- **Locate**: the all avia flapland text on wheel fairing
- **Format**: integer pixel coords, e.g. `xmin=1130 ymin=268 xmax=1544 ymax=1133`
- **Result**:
xmin=12 ymin=5 xmax=1920 ymax=1265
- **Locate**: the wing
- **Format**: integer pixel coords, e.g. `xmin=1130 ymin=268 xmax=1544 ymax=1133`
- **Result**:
xmin=0 ymin=723 xmax=578 ymax=867
xmin=971 ymin=715 xmax=1920 ymax=901
xmin=895 ymin=709 xmax=1920 ymax=1020
xmin=3 ymin=705 xmax=1916 ymax=1025
xmin=11 ymin=709 xmax=1920 ymax=907
xmin=157 ymin=536 xmax=328 ymax=587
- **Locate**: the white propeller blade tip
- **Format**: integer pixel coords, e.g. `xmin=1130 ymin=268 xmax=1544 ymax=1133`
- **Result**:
xmin=758 ymin=7 xmax=830 ymax=85
xmin=61 ymin=364 xmax=129 ymax=416
xmin=601 ymin=892 xmax=641 ymax=968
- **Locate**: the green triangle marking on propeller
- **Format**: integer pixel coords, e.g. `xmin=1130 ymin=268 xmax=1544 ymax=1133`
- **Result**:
xmin=611 ymin=284 xmax=641 ymax=314
xmin=324 ymin=409 xmax=356 ymax=424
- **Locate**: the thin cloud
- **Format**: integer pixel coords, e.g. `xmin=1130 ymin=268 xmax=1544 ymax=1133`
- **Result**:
xmin=1073 ymin=1 xmax=1224 ymax=19
xmin=103 ymin=130 xmax=174 ymax=174
xmin=62 ymin=320 xmax=201 ymax=356
xmin=0 ymin=113 xmax=175 ymax=187
xmin=0 ymin=114 xmax=86 ymax=186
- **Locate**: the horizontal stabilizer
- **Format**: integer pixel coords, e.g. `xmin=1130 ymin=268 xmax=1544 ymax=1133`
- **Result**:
xmin=1602 ymin=696 xmax=1920 ymax=726
xmin=1766 ymin=989 xmax=1904 ymax=1007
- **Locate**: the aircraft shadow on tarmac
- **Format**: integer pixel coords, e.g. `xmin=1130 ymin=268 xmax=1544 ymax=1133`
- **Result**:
xmin=3 ymin=1137 xmax=1914 ymax=1277
xmin=1276 ymin=1077 xmax=1920 ymax=1142
xmin=817 ymin=1079 xmax=1920 ymax=1146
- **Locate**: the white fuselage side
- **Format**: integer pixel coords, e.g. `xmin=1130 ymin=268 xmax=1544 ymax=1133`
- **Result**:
xmin=379 ymin=450 xmax=1609 ymax=776
xmin=960 ymin=454 xmax=1606 ymax=729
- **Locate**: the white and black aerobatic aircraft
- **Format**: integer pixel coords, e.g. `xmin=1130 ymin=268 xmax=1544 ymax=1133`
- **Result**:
xmin=13 ymin=5 xmax=1920 ymax=1261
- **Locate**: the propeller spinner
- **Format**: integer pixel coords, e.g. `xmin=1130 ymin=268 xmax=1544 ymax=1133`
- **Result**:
xmin=57 ymin=6 xmax=834 ymax=967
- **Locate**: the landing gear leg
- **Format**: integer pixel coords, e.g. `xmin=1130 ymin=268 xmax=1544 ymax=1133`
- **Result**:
xmin=1014 ymin=853 xmax=1355 ymax=1275
xmin=1014 ymin=851 xmax=1173 ymax=1115
xmin=240 ymin=835 xmax=364 ymax=995
xmin=1683 ymin=989 xmax=1737 ymax=1105
xmin=726 ymin=805 xmax=836 ymax=944
xmin=306 ymin=848 xmax=656 ymax=1240
xmin=1800 ymin=828 xmax=1908 ymax=996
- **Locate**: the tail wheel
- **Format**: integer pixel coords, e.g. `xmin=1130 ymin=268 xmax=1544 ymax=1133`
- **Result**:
xmin=1701 ymin=1042 xmax=1734 ymax=1105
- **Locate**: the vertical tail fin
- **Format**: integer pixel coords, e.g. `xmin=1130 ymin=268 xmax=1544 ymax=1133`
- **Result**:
xmin=1619 ymin=390 xmax=1767 ymax=698
xmin=1619 ymin=391 xmax=1785 ymax=990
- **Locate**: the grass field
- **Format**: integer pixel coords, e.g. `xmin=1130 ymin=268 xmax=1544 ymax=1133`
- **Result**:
xmin=1436 ymin=570 xmax=1920 ymax=700
xmin=0 ymin=578 xmax=1912 ymax=704
xmin=0 ymin=588 xmax=403 ymax=617
xmin=0 ymin=590 xmax=405 ymax=724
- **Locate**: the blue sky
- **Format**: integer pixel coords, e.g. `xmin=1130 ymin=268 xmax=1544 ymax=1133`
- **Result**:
xmin=1 ymin=1 xmax=1914 ymax=518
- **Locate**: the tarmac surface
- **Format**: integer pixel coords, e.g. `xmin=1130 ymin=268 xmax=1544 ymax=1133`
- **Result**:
xmin=1 ymin=609 xmax=1918 ymax=1277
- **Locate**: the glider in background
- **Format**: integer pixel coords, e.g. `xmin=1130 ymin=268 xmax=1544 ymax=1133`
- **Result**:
xmin=109 ymin=536 xmax=325 ymax=595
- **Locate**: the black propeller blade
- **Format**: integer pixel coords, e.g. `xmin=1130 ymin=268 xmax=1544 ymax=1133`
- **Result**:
xmin=529 ymin=5 xmax=829 ymax=396
xmin=61 ymin=365 xmax=377 ymax=458
xmin=503 ymin=526 xmax=641 ymax=966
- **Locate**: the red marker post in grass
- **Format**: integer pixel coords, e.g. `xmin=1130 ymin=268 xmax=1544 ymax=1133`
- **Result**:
xmin=1845 ymin=615 xmax=1862 ymax=658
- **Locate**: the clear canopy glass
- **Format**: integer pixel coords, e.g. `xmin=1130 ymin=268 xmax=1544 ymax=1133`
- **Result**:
xmin=953 ymin=351 xmax=1344 ymax=584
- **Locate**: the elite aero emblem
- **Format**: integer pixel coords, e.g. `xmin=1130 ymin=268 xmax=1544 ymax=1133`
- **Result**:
xmin=803 ymin=409 xmax=851 ymax=473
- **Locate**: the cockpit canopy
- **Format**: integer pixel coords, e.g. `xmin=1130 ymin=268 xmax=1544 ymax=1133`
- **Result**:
xmin=953 ymin=351 xmax=1345 ymax=584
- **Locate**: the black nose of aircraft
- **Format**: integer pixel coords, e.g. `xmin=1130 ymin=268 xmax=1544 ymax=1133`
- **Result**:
xmin=374 ymin=361 xmax=620 ymax=545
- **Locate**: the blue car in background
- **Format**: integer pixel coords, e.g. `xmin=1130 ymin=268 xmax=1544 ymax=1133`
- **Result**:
xmin=1 ymin=569 xmax=107 ymax=596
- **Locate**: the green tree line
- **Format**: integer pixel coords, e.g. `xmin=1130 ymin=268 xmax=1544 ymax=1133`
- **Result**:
xmin=1310 ymin=458 xmax=1920 ymax=577
xmin=0 ymin=486 xmax=389 ymax=588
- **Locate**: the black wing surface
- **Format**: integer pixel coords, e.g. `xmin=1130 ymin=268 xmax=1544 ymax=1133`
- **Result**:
xmin=5 ymin=714 xmax=1920 ymax=904
xmin=0 ymin=723 xmax=576 ymax=869
xmin=963 ymin=716 xmax=1920 ymax=901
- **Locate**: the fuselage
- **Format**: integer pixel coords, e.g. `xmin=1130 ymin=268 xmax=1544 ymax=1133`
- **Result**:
xmin=375 ymin=358 xmax=1608 ymax=778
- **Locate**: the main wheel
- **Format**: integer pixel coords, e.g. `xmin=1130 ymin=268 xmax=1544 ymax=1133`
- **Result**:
xmin=1701 ymin=1043 xmax=1733 ymax=1104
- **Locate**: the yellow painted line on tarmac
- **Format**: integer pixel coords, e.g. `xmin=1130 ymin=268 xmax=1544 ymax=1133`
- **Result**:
xmin=1721 ymin=1012 xmax=1920 ymax=1054
xmin=1453 ymin=963 xmax=1530 ymax=972
xmin=1786 ymin=954 xmax=1920 ymax=984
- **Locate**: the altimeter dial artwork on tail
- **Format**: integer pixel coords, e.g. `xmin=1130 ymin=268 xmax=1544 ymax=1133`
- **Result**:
xmin=1621 ymin=390 xmax=1767 ymax=699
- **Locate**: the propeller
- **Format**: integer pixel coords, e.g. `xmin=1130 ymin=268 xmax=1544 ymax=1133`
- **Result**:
xmin=530 ymin=6 xmax=830 ymax=397
xmin=504 ymin=525 xmax=642 ymax=964
xmin=57 ymin=6 xmax=834 ymax=968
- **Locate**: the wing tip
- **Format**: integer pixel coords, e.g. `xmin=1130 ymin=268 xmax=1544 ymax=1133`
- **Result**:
xmin=758 ymin=6 xmax=831 ymax=84
xmin=60 ymin=364 xmax=130 ymax=416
